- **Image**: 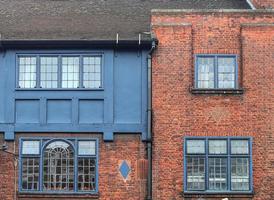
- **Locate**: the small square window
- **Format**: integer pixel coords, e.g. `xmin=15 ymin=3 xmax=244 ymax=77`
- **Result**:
xmin=195 ymin=55 xmax=237 ymax=89
xmin=78 ymin=141 xmax=96 ymax=155
xmin=22 ymin=141 xmax=40 ymax=155
xmin=231 ymin=140 xmax=249 ymax=154
xmin=186 ymin=140 xmax=205 ymax=154
xmin=209 ymin=140 xmax=227 ymax=154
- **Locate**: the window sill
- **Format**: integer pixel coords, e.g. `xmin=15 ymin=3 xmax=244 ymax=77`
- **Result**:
xmin=182 ymin=191 xmax=254 ymax=199
xmin=18 ymin=192 xmax=99 ymax=199
xmin=190 ymin=88 xmax=244 ymax=95
xmin=15 ymin=88 xmax=104 ymax=91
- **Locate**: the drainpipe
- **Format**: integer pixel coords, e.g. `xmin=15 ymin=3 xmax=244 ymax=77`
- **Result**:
xmin=246 ymin=0 xmax=256 ymax=9
xmin=146 ymin=37 xmax=157 ymax=200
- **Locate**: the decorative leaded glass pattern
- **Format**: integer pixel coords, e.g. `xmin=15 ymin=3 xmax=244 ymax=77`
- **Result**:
xmin=185 ymin=137 xmax=252 ymax=193
xmin=22 ymin=141 xmax=40 ymax=155
xmin=197 ymin=57 xmax=214 ymax=89
xmin=21 ymin=158 xmax=40 ymax=190
xmin=231 ymin=140 xmax=249 ymax=154
xmin=78 ymin=158 xmax=96 ymax=191
xmin=78 ymin=141 xmax=96 ymax=155
xmin=231 ymin=158 xmax=249 ymax=191
xmin=40 ymin=57 xmax=58 ymax=88
xmin=196 ymin=55 xmax=237 ymax=89
xmin=18 ymin=56 xmax=37 ymax=88
xmin=208 ymin=158 xmax=227 ymax=190
xmin=43 ymin=141 xmax=74 ymax=191
xmin=186 ymin=157 xmax=205 ymax=190
xmin=20 ymin=138 xmax=98 ymax=193
xmin=218 ymin=57 xmax=235 ymax=88
xmin=209 ymin=140 xmax=227 ymax=154
xmin=186 ymin=140 xmax=205 ymax=154
xmin=62 ymin=57 xmax=80 ymax=88
xmin=83 ymin=56 xmax=102 ymax=88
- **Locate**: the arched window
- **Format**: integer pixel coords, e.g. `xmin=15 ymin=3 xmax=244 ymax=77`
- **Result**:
xmin=43 ymin=141 xmax=74 ymax=191
xmin=20 ymin=138 xmax=98 ymax=193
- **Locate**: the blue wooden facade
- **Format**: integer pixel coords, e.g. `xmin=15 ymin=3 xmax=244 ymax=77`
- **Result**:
xmin=0 ymin=49 xmax=149 ymax=141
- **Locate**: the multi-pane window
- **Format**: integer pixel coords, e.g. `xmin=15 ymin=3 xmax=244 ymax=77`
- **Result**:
xmin=83 ymin=57 xmax=102 ymax=89
xmin=40 ymin=57 xmax=58 ymax=88
xmin=20 ymin=138 xmax=98 ymax=193
xmin=196 ymin=55 xmax=237 ymax=89
xmin=184 ymin=137 xmax=252 ymax=193
xmin=18 ymin=55 xmax=102 ymax=89
xmin=18 ymin=57 xmax=37 ymax=88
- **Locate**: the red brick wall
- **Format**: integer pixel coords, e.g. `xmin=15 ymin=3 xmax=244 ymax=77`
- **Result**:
xmin=0 ymin=133 xmax=147 ymax=200
xmin=250 ymin=0 xmax=274 ymax=9
xmin=151 ymin=11 xmax=274 ymax=200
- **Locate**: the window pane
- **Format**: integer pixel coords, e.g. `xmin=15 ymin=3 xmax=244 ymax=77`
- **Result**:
xmin=186 ymin=157 xmax=205 ymax=190
xmin=208 ymin=158 xmax=227 ymax=190
xmin=187 ymin=140 xmax=205 ymax=154
xmin=231 ymin=140 xmax=249 ymax=154
xmin=197 ymin=57 xmax=214 ymax=89
xmin=78 ymin=141 xmax=96 ymax=155
xmin=209 ymin=140 xmax=227 ymax=154
xmin=83 ymin=56 xmax=102 ymax=88
xmin=231 ymin=158 xmax=249 ymax=190
xmin=22 ymin=141 xmax=40 ymax=155
xmin=218 ymin=57 xmax=235 ymax=89
xmin=21 ymin=158 xmax=40 ymax=190
xmin=43 ymin=141 xmax=74 ymax=191
xmin=78 ymin=158 xmax=96 ymax=191
xmin=62 ymin=57 xmax=79 ymax=88
xmin=40 ymin=57 xmax=58 ymax=88
xmin=19 ymin=56 xmax=37 ymax=88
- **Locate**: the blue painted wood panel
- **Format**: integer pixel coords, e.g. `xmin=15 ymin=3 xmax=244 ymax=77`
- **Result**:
xmin=0 ymin=49 xmax=148 ymax=141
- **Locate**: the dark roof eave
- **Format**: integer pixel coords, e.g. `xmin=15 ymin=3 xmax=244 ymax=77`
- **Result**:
xmin=0 ymin=39 xmax=153 ymax=50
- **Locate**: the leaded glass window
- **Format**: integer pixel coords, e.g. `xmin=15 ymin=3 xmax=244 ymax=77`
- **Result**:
xmin=40 ymin=57 xmax=58 ymax=88
xmin=17 ymin=54 xmax=103 ymax=89
xmin=61 ymin=57 xmax=80 ymax=88
xmin=43 ymin=141 xmax=74 ymax=191
xmin=196 ymin=55 xmax=237 ymax=89
xmin=185 ymin=137 xmax=252 ymax=193
xmin=83 ymin=56 xmax=102 ymax=88
xmin=20 ymin=138 xmax=98 ymax=193
xmin=18 ymin=56 xmax=37 ymax=88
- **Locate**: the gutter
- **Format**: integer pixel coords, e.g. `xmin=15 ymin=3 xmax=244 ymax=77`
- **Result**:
xmin=0 ymin=39 xmax=152 ymax=50
xmin=146 ymin=36 xmax=157 ymax=200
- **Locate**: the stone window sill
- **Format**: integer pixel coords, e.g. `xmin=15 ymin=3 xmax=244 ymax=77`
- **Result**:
xmin=182 ymin=192 xmax=254 ymax=199
xmin=190 ymin=87 xmax=244 ymax=95
xmin=18 ymin=192 xmax=99 ymax=199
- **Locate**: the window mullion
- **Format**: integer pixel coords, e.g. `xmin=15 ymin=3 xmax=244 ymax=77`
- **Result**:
xmin=79 ymin=55 xmax=84 ymax=88
xmin=58 ymin=56 xmax=62 ymax=88
xmin=74 ymin=140 xmax=78 ymax=192
xmin=228 ymin=138 xmax=231 ymax=191
xmin=36 ymin=56 xmax=40 ymax=88
xmin=205 ymin=139 xmax=208 ymax=191
xmin=214 ymin=55 xmax=218 ymax=89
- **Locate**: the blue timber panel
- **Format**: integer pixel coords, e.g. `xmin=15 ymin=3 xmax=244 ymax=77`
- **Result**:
xmin=79 ymin=100 xmax=104 ymax=124
xmin=16 ymin=100 xmax=40 ymax=123
xmin=114 ymin=51 xmax=142 ymax=124
xmin=47 ymin=100 xmax=72 ymax=123
xmin=0 ymin=50 xmax=148 ymax=141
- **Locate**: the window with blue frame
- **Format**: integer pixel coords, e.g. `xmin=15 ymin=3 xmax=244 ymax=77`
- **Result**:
xmin=20 ymin=138 xmax=98 ymax=193
xmin=184 ymin=137 xmax=252 ymax=193
xmin=195 ymin=55 xmax=237 ymax=89
xmin=18 ymin=55 xmax=102 ymax=89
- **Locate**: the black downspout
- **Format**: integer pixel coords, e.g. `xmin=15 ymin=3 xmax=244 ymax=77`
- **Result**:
xmin=146 ymin=38 xmax=156 ymax=200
